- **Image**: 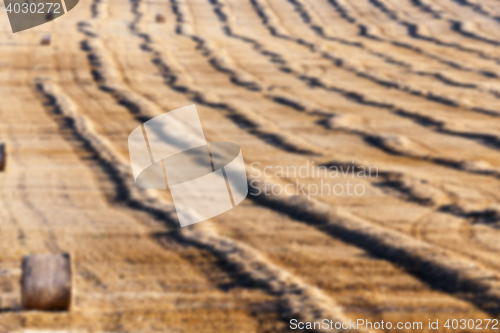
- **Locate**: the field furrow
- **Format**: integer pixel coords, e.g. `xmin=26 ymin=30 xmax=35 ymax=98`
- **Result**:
xmin=0 ymin=0 xmax=499 ymax=331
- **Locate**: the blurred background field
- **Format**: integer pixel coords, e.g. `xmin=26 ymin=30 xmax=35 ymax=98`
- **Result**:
xmin=0 ymin=0 xmax=500 ymax=332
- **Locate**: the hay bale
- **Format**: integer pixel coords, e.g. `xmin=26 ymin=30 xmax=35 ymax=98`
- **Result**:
xmin=155 ymin=14 xmax=166 ymax=23
xmin=21 ymin=253 xmax=72 ymax=311
xmin=40 ymin=34 xmax=51 ymax=46
xmin=0 ymin=143 xmax=5 ymax=171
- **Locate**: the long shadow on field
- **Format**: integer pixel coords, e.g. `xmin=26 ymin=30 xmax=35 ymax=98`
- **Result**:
xmin=72 ymin=0 xmax=500 ymax=319
xmin=129 ymin=0 xmax=500 ymax=315
xmin=34 ymin=82 xmax=306 ymax=333
xmin=247 ymin=182 xmax=500 ymax=315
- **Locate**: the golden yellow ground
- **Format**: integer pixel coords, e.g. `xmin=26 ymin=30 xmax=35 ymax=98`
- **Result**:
xmin=0 ymin=0 xmax=500 ymax=332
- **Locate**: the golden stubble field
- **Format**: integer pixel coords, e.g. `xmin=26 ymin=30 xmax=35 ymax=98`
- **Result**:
xmin=0 ymin=0 xmax=500 ymax=332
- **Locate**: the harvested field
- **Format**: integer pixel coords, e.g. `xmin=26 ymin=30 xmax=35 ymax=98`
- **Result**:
xmin=0 ymin=0 xmax=499 ymax=332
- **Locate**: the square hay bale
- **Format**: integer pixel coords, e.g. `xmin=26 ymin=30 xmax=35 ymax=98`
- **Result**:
xmin=21 ymin=253 xmax=72 ymax=311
